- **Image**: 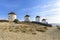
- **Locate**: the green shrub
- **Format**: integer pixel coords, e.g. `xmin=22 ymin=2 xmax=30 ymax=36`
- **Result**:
xmin=36 ymin=28 xmax=46 ymax=32
xmin=9 ymin=29 xmax=13 ymax=32
xmin=28 ymin=28 xmax=34 ymax=32
xmin=37 ymin=29 xmax=46 ymax=32
xmin=32 ymin=32 xmax=37 ymax=35
xmin=13 ymin=19 xmax=20 ymax=23
xmin=57 ymin=25 xmax=60 ymax=29
xmin=22 ymin=30 xmax=26 ymax=33
xmin=44 ymin=27 xmax=48 ymax=30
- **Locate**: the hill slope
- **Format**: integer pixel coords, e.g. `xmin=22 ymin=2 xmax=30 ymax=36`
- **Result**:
xmin=0 ymin=22 xmax=60 ymax=40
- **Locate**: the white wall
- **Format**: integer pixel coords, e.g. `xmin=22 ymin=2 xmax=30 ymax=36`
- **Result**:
xmin=8 ymin=14 xmax=16 ymax=21
xmin=42 ymin=21 xmax=48 ymax=24
xmin=24 ymin=17 xmax=30 ymax=21
xmin=36 ymin=18 xmax=40 ymax=22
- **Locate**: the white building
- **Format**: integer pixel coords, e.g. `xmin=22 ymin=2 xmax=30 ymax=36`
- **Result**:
xmin=8 ymin=12 xmax=16 ymax=21
xmin=36 ymin=16 xmax=40 ymax=22
xmin=42 ymin=19 xmax=48 ymax=24
xmin=24 ymin=15 xmax=30 ymax=22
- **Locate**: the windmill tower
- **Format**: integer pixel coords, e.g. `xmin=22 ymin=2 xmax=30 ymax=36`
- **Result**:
xmin=42 ymin=19 xmax=48 ymax=24
xmin=36 ymin=16 xmax=40 ymax=22
xmin=24 ymin=15 xmax=30 ymax=22
xmin=8 ymin=12 xmax=16 ymax=21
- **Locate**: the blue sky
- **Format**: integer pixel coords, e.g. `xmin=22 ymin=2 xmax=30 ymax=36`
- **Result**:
xmin=0 ymin=0 xmax=60 ymax=23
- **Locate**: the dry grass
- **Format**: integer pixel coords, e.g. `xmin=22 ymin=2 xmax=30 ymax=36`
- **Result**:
xmin=0 ymin=22 xmax=48 ymax=34
xmin=0 ymin=22 xmax=60 ymax=40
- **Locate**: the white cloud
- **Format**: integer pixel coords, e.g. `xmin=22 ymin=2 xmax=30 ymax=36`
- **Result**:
xmin=20 ymin=1 xmax=60 ymax=23
xmin=46 ymin=14 xmax=60 ymax=23
xmin=39 ymin=8 xmax=60 ymax=14
xmin=54 ymin=2 xmax=60 ymax=7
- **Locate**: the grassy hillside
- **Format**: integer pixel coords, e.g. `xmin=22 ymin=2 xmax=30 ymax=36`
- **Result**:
xmin=0 ymin=22 xmax=48 ymax=34
xmin=0 ymin=22 xmax=60 ymax=40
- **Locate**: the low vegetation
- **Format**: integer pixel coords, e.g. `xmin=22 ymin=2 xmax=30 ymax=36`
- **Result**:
xmin=56 ymin=25 xmax=60 ymax=29
xmin=13 ymin=19 xmax=20 ymax=23
xmin=36 ymin=27 xmax=47 ymax=32
xmin=0 ymin=22 xmax=49 ymax=35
